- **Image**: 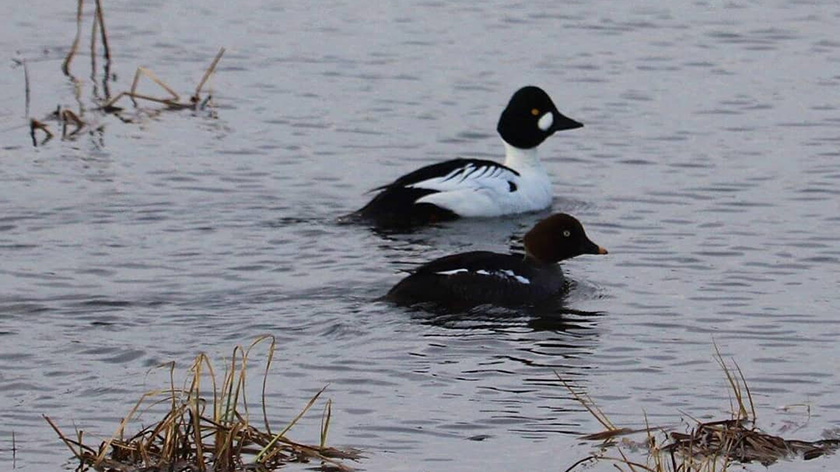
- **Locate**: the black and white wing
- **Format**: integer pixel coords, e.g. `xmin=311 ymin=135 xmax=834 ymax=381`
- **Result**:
xmin=353 ymin=159 xmax=520 ymax=227
xmin=385 ymin=158 xmax=519 ymax=194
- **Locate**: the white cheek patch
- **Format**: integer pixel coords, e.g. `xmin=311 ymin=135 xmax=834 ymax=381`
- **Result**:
xmin=538 ymin=112 xmax=554 ymax=132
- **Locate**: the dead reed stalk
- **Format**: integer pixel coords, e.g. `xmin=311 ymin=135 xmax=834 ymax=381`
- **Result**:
xmin=193 ymin=47 xmax=225 ymax=103
xmin=62 ymin=0 xmax=84 ymax=75
xmin=29 ymin=119 xmax=54 ymax=146
xmin=93 ymin=0 xmax=111 ymax=63
xmin=27 ymin=0 xmax=223 ymax=146
xmin=101 ymin=48 xmax=225 ymax=112
xmin=23 ymin=58 xmax=30 ymax=118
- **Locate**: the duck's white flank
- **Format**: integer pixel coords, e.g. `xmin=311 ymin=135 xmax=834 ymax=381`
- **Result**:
xmin=412 ymin=141 xmax=553 ymax=217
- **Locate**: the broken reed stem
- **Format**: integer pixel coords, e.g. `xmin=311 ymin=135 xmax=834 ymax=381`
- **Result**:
xmin=238 ymin=336 xmax=276 ymax=427
xmin=261 ymin=338 xmax=277 ymax=437
xmin=129 ymin=69 xmax=141 ymax=106
xmin=90 ymin=8 xmax=98 ymax=80
xmin=93 ymin=0 xmax=111 ymax=63
xmin=138 ymin=67 xmax=181 ymax=100
xmin=257 ymin=386 xmax=327 ymax=464
xmin=563 ymin=455 xmax=597 ymax=472
xmin=734 ymin=361 xmax=757 ymax=423
xmin=63 ymin=0 xmax=84 ymax=75
xmin=616 ymin=447 xmax=656 ymax=472
xmin=115 ymin=67 xmax=182 ymax=109
xmin=566 ymin=455 xmax=659 ymax=472
xmin=93 ymin=390 xmax=162 ymax=468
xmin=75 ymin=429 xmax=84 ymax=471
xmin=160 ymin=360 xmax=177 ymax=457
xmin=320 ymin=399 xmax=332 ymax=449
xmin=191 ymin=399 xmax=206 ymax=471
xmin=43 ymin=415 xmax=82 ymax=460
xmin=188 ymin=355 xmax=206 ymax=472
xmin=194 ymin=47 xmax=225 ymax=101
xmin=223 ymin=347 xmax=243 ymax=426
xmin=72 ymin=45 xmax=226 ymax=116
xmin=23 ymin=58 xmax=30 ymax=118
xmin=713 ymin=343 xmax=751 ymax=422
xmin=558 ymin=375 xmax=615 ymax=432
xmin=197 ymin=352 xmax=219 ymax=471
xmin=103 ymin=91 xmax=191 ymax=110
xmin=30 ymin=119 xmax=54 ymax=146
xmin=60 ymin=109 xmax=85 ymax=138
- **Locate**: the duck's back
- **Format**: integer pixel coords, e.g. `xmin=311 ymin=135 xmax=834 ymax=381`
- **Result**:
xmin=386 ymin=251 xmax=565 ymax=308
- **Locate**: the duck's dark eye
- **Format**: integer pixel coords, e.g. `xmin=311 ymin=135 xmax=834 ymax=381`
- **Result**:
xmin=562 ymin=230 xmax=571 ymax=237
xmin=531 ymin=108 xmax=540 ymax=116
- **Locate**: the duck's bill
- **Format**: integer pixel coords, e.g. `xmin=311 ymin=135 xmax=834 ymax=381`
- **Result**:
xmin=552 ymin=112 xmax=584 ymax=132
xmin=583 ymin=240 xmax=608 ymax=255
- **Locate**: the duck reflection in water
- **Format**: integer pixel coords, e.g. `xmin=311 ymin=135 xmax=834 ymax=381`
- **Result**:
xmin=406 ymin=291 xmax=605 ymax=335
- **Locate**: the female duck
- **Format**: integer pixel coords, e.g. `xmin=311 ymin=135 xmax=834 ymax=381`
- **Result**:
xmin=386 ymin=213 xmax=607 ymax=308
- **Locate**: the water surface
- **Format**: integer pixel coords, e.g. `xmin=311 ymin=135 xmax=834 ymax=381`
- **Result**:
xmin=2 ymin=1 xmax=840 ymax=470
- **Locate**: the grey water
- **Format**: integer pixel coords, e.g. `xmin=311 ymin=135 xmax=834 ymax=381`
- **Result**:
xmin=2 ymin=1 xmax=840 ymax=470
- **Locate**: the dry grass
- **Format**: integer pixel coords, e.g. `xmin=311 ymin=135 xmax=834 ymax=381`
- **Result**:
xmin=18 ymin=0 xmax=224 ymax=146
xmin=45 ymin=336 xmax=360 ymax=472
xmin=564 ymin=346 xmax=840 ymax=472
xmin=100 ymin=48 xmax=225 ymax=113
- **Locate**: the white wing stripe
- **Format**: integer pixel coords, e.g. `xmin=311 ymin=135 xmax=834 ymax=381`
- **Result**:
xmin=407 ymin=163 xmax=518 ymax=193
xmin=500 ymin=269 xmax=530 ymax=285
xmin=435 ymin=268 xmax=530 ymax=285
xmin=471 ymin=166 xmax=489 ymax=180
xmin=436 ymin=269 xmax=468 ymax=275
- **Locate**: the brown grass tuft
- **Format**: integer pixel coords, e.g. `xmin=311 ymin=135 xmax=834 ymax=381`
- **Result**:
xmin=564 ymin=346 xmax=840 ymax=472
xmin=45 ymin=336 xmax=360 ymax=472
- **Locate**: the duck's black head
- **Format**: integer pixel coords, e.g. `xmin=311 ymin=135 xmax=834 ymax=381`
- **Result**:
xmin=523 ymin=213 xmax=607 ymax=264
xmin=496 ymin=86 xmax=583 ymax=149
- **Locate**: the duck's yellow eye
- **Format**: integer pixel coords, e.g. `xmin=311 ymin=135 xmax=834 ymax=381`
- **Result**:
xmin=531 ymin=108 xmax=540 ymax=116
xmin=562 ymin=230 xmax=571 ymax=237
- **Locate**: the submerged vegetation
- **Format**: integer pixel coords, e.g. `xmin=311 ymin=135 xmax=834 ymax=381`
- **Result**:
xmin=45 ymin=336 xmax=360 ymax=472
xmin=563 ymin=347 xmax=840 ymax=472
xmin=15 ymin=0 xmax=224 ymax=146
